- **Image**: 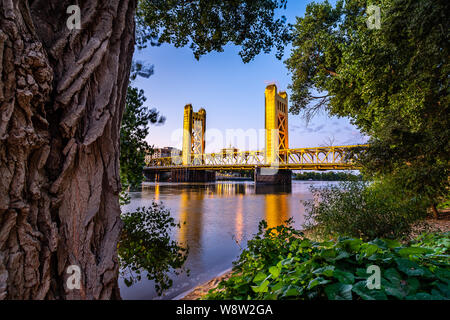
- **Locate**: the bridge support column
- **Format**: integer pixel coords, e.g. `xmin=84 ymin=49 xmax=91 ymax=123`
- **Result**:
xmin=144 ymin=171 xmax=156 ymax=182
xmin=144 ymin=171 xmax=171 ymax=182
xmin=171 ymin=169 xmax=216 ymax=182
xmin=254 ymin=167 xmax=292 ymax=185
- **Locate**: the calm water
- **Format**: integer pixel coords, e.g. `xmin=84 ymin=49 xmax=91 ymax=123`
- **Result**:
xmin=119 ymin=180 xmax=337 ymax=300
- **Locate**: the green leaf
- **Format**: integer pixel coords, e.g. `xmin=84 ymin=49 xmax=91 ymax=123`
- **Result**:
xmin=282 ymin=285 xmax=303 ymax=298
xmin=436 ymin=282 xmax=450 ymax=298
xmin=251 ymin=280 xmax=270 ymax=293
xmin=253 ymin=272 xmax=267 ymax=283
xmin=271 ymin=281 xmax=283 ymax=292
xmin=333 ymin=250 xmax=351 ymax=261
xmin=395 ymin=258 xmax=429 ymax=276
xmin=434 ymin=268 xmax=450 ymax=284
xmin=406 ymin=278 xmax=420 ymax=293
xmin=312 ymin=265 xmax=335 ymax=277
xmin=333 ymin=269 xmax=355 ymax=284
xmin=307 ymin=277 xmax=331 ymax=290
xmin=362 ymin=244 xmax=379 ymax=256
xmin=406 ymin=292 xmax=435 ymax=300
xmin=342 ymin=239 xmax=362 ymax=251
xmin=384 ymin=268 xmax=402 ymax=285
xmin=320 ymin=249 xmax=337 ymax=260
xmin=324 ymin=283 xmax=353 ymax=300
xmin=384 ymin=283 xmax=406 ymax=299
xmin=398 ymin=247 xmax=433 ymax=256
xmin=383 ymin=239 xmax=402 ymax=249
xmin=355 ymin=268 xmax=369 ymax=279
xmin=269 ymin=266 xmax=281 ymax=279
xmin=352 ymin=281 xmax=387 ymax=300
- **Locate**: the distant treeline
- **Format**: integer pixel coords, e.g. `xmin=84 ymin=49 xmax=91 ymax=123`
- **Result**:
xmin=294 ymin=171 xmax=362 ymax=181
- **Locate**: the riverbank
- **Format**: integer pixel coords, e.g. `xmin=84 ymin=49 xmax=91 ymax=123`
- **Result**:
xmin=178 ymin=215 xmax=450 ymax=300
xmin=178 ymin=268 xmax=233 ymax=300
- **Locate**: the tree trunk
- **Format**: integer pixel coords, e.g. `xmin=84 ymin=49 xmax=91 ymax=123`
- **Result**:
xmin=0 ymin=0 xmax=136 ymax=299
xmin=430 ymin=204 xmax=439 ymax=219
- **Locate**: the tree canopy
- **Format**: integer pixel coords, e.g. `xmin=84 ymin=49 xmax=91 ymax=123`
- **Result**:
xmin=286 ymin=0 xmax=449 ymax=207
xmin=136 ymin=0 xmax=291 ymax=62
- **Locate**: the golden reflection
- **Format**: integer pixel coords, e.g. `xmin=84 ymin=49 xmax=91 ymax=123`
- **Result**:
xmin=177 ymin=188 xmax=204 ymax=258
xmin=154 ymin=183 xmax=160 ymax=201
xmin=235 ymin=194 xmax=244 ymax=243
xmin=265 ymin=194 xmax=289 ymax=229
xmin=178 ymin=191 xmax=189 ymax=245
xmin=215 ymin=182 xmax=246 ymax=197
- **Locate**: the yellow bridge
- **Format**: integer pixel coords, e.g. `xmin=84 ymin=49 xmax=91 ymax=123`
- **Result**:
xmin=145 ymin=84 xmax=367 ymax=183
xmin=146 ymin=145 xmax=364 ymax=171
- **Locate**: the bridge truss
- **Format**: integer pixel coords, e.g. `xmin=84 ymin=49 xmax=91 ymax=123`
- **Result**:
xmin=145 ymin=145 xmax=367 ymax=171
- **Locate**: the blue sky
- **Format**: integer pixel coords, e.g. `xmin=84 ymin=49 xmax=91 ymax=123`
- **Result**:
xmin=132 ymin=0 xmax=368 ymax=153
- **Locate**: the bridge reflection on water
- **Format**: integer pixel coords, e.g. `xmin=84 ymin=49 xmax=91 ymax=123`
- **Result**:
xmin=119 ymin=180 xmax=337 ymax=300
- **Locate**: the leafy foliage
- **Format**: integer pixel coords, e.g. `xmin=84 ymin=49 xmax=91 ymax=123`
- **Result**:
xmin=205 ymin=221 xmax=450 ymax=300
xmin=130 ymin=60 xmax=155 ymax=81
xmin=120 ymin=86 xmax=165 ymax=190
xmin=285 ymin=0 xmax=449 ymax=208
xmin=136 ymin=0 xmax=292 ymax=62
xmin=119 ymin=202 xmax=188 ymax=295
xmin=294 ymin=171 xmax=362 ymax=181
xmin=303 ymin=180 xmax=427 ymax=241
xmin=437 ymin=198 xmax=450 ymax=210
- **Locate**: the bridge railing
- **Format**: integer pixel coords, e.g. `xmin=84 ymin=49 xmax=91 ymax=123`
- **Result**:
xmin=145 ymin=145 xmax=368 ymax=168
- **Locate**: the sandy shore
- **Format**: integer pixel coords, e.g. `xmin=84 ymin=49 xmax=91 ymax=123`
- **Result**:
xmin=177 ymin=268 xmax=233 ymax=300
xmin=178 ymin=214 xmax=450 ymax=300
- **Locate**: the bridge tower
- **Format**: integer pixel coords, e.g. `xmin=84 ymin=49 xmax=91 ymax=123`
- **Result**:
xmin=182 ymin=104 xmax=206 ymax=165
xmin=264 ymin=84 xmax=288 ymax=164
xmin=254 ymin=84 xmax=291 ymax=185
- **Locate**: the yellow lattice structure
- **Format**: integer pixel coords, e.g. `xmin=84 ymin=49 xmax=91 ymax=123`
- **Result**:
xmin=265 ymin=84 xmax=288 ymax=165
xmin=146 ymin=145 xmax=367 ymax=170
xmin=182 ymin=105 xmax=206 ymax=165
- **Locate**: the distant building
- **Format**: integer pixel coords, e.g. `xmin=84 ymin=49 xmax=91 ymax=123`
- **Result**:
xmin=220 ymin=146 xmax=239 ymax=157
xmin=145 ymin=147 xmax=181 ymax=163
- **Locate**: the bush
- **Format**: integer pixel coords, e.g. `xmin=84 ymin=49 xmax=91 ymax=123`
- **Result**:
xmin=204 ymin=222 xmax=450 ymax=300
xmin=294 ymin=171 xmax=362 ymax=181
xmin=303 ymin=180 xmax=427 ymax=241
xmin=119 ymin=202 xmax=188 ymax=294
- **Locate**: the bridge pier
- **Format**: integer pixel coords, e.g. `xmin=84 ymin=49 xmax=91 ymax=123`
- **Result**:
xmin=171 ymin=169 xmax=216 ymax=182
xmin=144 ymin=171 xmax=171 ymax=182
xmin=254 ymin=167 xmax=292 ymax=185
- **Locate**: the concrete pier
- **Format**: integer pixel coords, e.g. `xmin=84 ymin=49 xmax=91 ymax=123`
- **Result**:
xmin=171 ymin=169 xmax=216 ymax=182
xmin=254 ymin=167 xmax=292 ymax=185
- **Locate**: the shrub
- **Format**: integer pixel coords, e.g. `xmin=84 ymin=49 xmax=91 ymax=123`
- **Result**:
xmin=302 ymin=180 xmax=427 ymax=241
xmin=204 ymin=222 xmax=450 ymax=300
xmin=119 ymin=202 xmax=188 ymax=294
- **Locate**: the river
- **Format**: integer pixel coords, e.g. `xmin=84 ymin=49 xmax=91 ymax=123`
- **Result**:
xmin=119 ymin=180 xmax=338 ymax=300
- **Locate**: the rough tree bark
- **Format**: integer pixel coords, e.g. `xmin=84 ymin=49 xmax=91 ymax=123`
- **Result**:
xmin=0 ymin=0 xmax=136 ymax=299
